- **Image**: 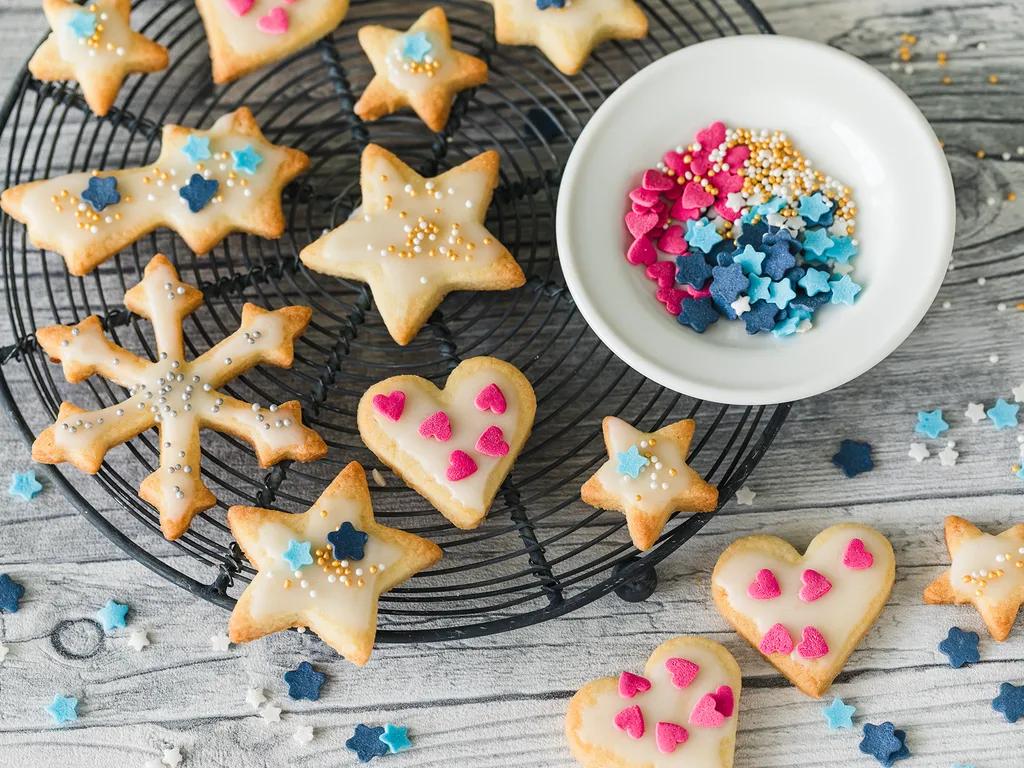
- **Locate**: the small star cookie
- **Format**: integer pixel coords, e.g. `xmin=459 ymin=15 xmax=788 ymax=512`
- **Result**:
xmin=355 ymin=7 xmax=488 ymax=132
xmin=481 ymin=0 xmax=648 ymax=76
xmin=227 ymin=462 xmax=442 ymax=665
xmin=924 ymin=516 xmax=1024 ymax=641
xmin=581 ymin=417 xmax=718 ymax=551
xmin=29 ymin=0 xmax=169 ymax=116
xmin=300 ymin=144 xmax=524 ymax=345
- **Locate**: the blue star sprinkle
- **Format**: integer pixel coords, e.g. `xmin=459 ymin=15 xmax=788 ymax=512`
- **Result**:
xmin=952 ymin=764 xmax=976 ymax=768
xmin=753 ymin=196 xmax=786 ymax=216
xmin=0 ymin=574 xmax=25 ymax=613
xmin=684 ymin=217 xmax=723 ymax=254
xmin=992 ymin=682 xmax=1024 ymax=723
xmin=915 ymin=409 xmax=949 ymax=439
xmin=535 ymin=0 xmax=567 ymax=8
xmin=379 ymin=723 xmax=412 ymax=753
xmin=67 ymin=10 xmax=96 ymax=39
xmin=616 ymin=444 xmax=649 ymax=479
xmin=736 ymin=219 xmax=770 ymax=250
xmin=802 ymin=227 xmax=835 ymax=259
xmin=677 ymin=296 xmax=719 ymax=332
xmin=767 ymin=278 xmax=795 ymax=310
xmin=798 ymin=192 xmax=833 ymax=225
xmin=9 ymin=470 xmax=42 ymax=500
xmin=281 ymin=539 xmax=313 ymax=571
xmin=709 ymin=263 xmax=747 ymax=318
xmin=347 ymin=724 xmax=389 ymax=762
xmin=771 ymin=311 xmax=803 ymax=338
xmin=987 ymin=398 xmax=1020 ymax=429
xmin=96 ymin=599 xmax=129 ymax=632
xmin=832 ymin=439 xmax=874 ymax=478
xmin=938 ymin=627 xmax=980 ymax=669
xmin=731 ymin=244 xmax=766 ymax=275
xmin=791 ymin=290 xmax=830 ymax=314
xmin=284 ymin=661 xmax=326 ymax=701
xmin=675 ymin=253 xmax=712 ymax=290
xmin=402 ymin=31 xmax=433 ymax=62
xmin=180 ymin=135 xmax=211 ymax=163
xmin=743 ymin=300 xmax=778 ymax=335
xmin=784 ymin=265 xmax=806 ymax=286
xmin=828 ymin=274 xmax=862 ymax=305
xmin=760 ymin=229 xmax=800 ymax=279
xmin=859 ymin=722 xmax=910 ymax=767
xmin=46 ymin=695 xmax=79 ymax=724
xmin=825 ymin=236 xmax=858 ymax=264
xmin=179 ymin=174 xmax=218 ymax=213
xmin=823 ymin=697 xmax=856 ymax=730
xmin=327 ymin=521 xmax=369 ymax=561
xmin=81 ymin=176 xmax=120 ymax=212
xmin=747 ymin=273 xmax=772 ymax=303
xmin=798 ymin=268 xmax=831 ymax=297
xmin=231 ymin=144 xmax=263 ymax=175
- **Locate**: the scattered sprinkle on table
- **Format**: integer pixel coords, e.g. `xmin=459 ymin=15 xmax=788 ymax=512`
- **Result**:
xmin=915 ymin=410 xmax=949 ymax=439
xmin=734 ymin=485 xmax=756 ymax=505
xmin=964 ymin=402 xmax=987 ymax=424
xmin=992 ymin=682 xmax=1024 ymax=723
xmin=8 ymin=470 xmax=42 ymax=500
xmin=859 ymin=722 xmax=910 ymax=766
xmin=96 ymin=598 xmax=129 ymax=632
xmin=284 ymin=661 xmax=326 ymax=701
xmin=161 ymin=746 xmax=182 ymax=768
xmin=987 ymin=398 xmax=1019 ymax=429
xmin=128 ymin=628 xmax=150 ymax=651
xmin=347 ymin=723 xmax=389 ymax=762
xmin=823 ymin=697 xmax=856 ymax=730
xmin=938 ymin=442 xmax=959 ymax=467
xmin=245 ymin=687 xmax=266 ymax=709
xmin=46 ymin=694 xmax=79 ymax=724
xmin=293 ymin=725 xmax=315 ymax=745
xmin=0 ymin=643 xmax=8 ymax=664
xmin=209 ymin=632 xmax=230 ymax=652
xmin=0 ymin=574 xmax=25 ymax=613
xmin=832 ymin=440 xmax=874 ymax=478
xmin=907 ymin=443 xmax=930 ymax=462
xmin=379 ymin=723 xmax=413 ymax=753
xmin=938 ymin=627 xmax=980 ymax=668
xmin=259 ymin=704 xmax=282 ymax=723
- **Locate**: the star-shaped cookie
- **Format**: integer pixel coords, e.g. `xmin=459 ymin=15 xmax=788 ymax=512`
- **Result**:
xmin=481 ymin=0 xmax=648 ymax=75
xmin=924 ymin=516 xmax=1024 ymax=641
xmin=354 ymin=7 xmax=488 ymax=132
xmin=299 ymin=144 xmax=525 ymax=345
xmin=228 ymin=462 xmax=442 ymax=665
xmin=581 ymin=416 xmax=718 ymax=551
xmin=29 ymin=0 xmax=169 ymax=116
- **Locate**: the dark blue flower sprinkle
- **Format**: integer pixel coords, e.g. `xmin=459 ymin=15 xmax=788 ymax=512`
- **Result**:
xmin=709 ymin=262 xmax=747 ymax=319
xmin=0 ymin=574 xmax=24 ymax=613
xmin=993 ymin=682 xmax=1024 ymax=723
xmin=347 ymin=724 xmax=389 ymax=762
xmin=179 ymin=173 xmax=219 ymax=213
xmin=832 ymin=439 xmax=874 ymax=478
xmin=327 ymin=521 xmax=368 ymax=561
xmin=677 ymin=296 xmax=719 ymax=333
xmin=81 ymin=176 xmax=120 ymax=212
xmin=675 ymin=253 xmax=713 ymax=290
xmin=743 ymin=300 xmax=778 ymax=334
xmin=859 ymin=722 xmax=910 ymax=767
xmin=284 ymin=661 xmax=326 ymax=701
xmin=938 ymin=627 xmax=980 ymax=669
xmin=735 ymin=219 xmax=771 ymax=250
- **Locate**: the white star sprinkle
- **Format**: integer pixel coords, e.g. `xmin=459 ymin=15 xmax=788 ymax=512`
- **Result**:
xmin=1013 ymin=384 xmax=1024 ymax=403
xmin=161 ymin=746 xmax=182 ymax=768
xmin=144 ymin=760 xmax=163 ymax=768
xmin=209 ymin=633 xmax=230 ymax=652
xmin=260 ymin=704 xmax=282 ymax=723
xmin=828 ymin=216 xmax=850 ymax=237
xmin=908 ymin=443 xmax=930 ymax=462
xmin=724 ymin=192 xmax=746 ymax=213
xmin=730 ymin=296 xmax=751 ymax=317
xmin=938 ymin=444 xmax=959 ymax=467
xmin=734 ymin=486 xmax=756 ymax=506
xmin=0 ymin=644 xmax=8 ymax=664
xmin=244 ymin=687 xmax=266 ymax=709
xmin=965 ymin=402 xmax=987 ymax=423
xmin=128 ymin=629 xmax=150 ymax=652
xmin=293 ymin=725 xmax=314 ymax=745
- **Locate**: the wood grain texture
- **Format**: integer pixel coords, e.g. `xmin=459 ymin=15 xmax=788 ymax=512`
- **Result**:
xmin=1 ymin=0 xmax=1023 ymax=766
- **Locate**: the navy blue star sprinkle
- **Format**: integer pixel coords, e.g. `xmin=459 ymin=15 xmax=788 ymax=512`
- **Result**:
xmin=535 ymin=0 xmax=566 ymax=7
xmin=709 ymin=262 xmax=747 ymax=318
xmin=0 ymin=573 xmax=24 ymax=613
xmin=859 ymin=722 xmax=910 ymax=767
xmin=735 ymin=219 xmax=770 ymax=250
xmin=677 ymin=296 xmax=718 ymax=333
xmin=938 ymin=627 xmax=980 ymax=669
xmin=992 ymin=682 xmax=1024 ymax=723
xmin=284 ymin=661 xmax=326 ymax=701
xmin=832 ymin=439 xmax=874 ymax=478
xmin=327 ymin=521 xmax=368 ymax=561
xmin=675 ymin=253 xmax=713 ymax=290
xmin=179 ymin=173 xmax=219 ymax=213
xmin=743 ymin=300 xmax=778 ymax=334
xmin=81 ymin=176 xmax=120 ymax=212
xmin=347 ymin=724 xmax=389 ymax=762
xmin=790 ymin=289 xmax=831 ymax=314
xmin=760 ymin=228 xmax=800 ymax=280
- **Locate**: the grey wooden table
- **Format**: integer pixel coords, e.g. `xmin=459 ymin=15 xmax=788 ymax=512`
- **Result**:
xmin=1 ymin=0 xmax=1023 ymax=766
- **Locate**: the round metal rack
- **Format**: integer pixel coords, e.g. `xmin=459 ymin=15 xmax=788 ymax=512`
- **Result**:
xmin=0 ymin=0 xmax=789 ymax=642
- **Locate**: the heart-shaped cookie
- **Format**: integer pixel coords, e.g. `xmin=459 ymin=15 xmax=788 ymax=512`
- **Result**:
xmin=712 ymin=523 xmax=895 ymax=697
xmin=566 ymin=636 xmax=741 ymax=768
xmin=357 ymin=357 xmax=536 ymax=529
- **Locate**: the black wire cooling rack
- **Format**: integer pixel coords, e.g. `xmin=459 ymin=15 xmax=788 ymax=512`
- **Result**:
xmin=0 ymin=0 xmax=789 ymax=642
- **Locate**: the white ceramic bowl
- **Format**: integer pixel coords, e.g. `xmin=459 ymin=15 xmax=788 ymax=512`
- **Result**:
xmin=556 ymin=35 xmax=954 ymax=405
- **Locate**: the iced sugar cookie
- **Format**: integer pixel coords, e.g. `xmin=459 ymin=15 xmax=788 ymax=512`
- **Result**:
xmin=924 ymin=515 xmax=1024 ymax=641
xmin=712 ymin=524 xmax=895 ymax=697
xmin=355 ymin=7 xmax=488 ymax=132
xmin=481 ymin=0 xmax=648 ymax=76
xmin=580 ymin=416 xmax=718 ymax=551
xmin=29 ymin=0 xmax=169 ymax=116
xmin=228 ymin=462 xmax=442 ymax=666
xmin=0 ymin=107 xmax=308 ymax=276
xmin=300 ymin=144 xmax=524 ymax=345
xmin=31 ymin=254 xmax=327 ymax=540
xmin=357 ymin=357 xmax=536 ymax=530
xmin=566 ymin=635 xmax=741 ymax=768
xmin=194 ymin=0 xmax=349 ymax=83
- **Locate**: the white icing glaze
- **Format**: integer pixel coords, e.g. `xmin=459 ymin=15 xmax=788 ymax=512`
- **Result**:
xmin=384 ymin=31 xmax=453 ymax=94
xmin=713 ymin=526 xmax=893 ymax=668
xmin=202 ymin=0 xmax=342 ymax=57
xmin=950 ymin=529 xmax=1024 ymax=605
xmin=53 ymin=0 xmax=134 ymax=68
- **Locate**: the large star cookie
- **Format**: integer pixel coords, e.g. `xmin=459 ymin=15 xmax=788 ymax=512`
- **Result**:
xmin=29 ymin=0 xmax=169 ymax=116
xmin=31 ymin=254 xmax=327 ymax=540
xmin=194 ymin=0 xmax=349 ymax=83
xmin=581 ymin=416 xmax=718 ymax=551
xmin=0 ymin=107 xmax=308 ymax=276
xmin=227 ymin=461 xmax=442 ymax=665
xmin=354 ymin=6 xmax=488 ymax=132
xmin=300 ymin=144 xmax=524 ymax=345
xmin=924 ymin=515 xmax=1024 ymax=641
xmin=481 ymin=0 xmax=648 ymax=75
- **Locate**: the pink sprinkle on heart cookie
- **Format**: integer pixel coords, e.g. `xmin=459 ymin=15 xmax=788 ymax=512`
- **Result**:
xmin=256 ymin=6 xmax=290 ymax=34
xmin=618 ymin=672 xmax=651 ymax=699
xmin=419 ymin=411 xmax=452 ymax=442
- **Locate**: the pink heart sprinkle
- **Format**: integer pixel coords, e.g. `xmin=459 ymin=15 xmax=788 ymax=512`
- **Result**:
xmin=688 ymin=693 xmax=726 ymax=728
xmin=628 ymin=187 xmax=661 ymax=207
xmin=626 ymin=237 xmax=656 ymax=266
xmin=758 ymin=623 xmax=794 ymax=655
xmin=747 ymin=568 xmax=781 ymax=600
xmin=645 ymin=261 xmax=676 ymax=289
xmin=685 ymin=284 xmax=712 ymax=300
xmin=711 ymin=170 xmax=744 ymax=195
xmin=689 ymin=155 xmax=710 ymax=176
xmin=642 ymin=169 xmax=674 ymax=192
xmin=617 ymin=671 xmax=651 ymax=699
xmin=797 ymin=626 xmax=830 ymax=659
xmin=372 ymin=391 xmax=405 ymax=422
xmin=257 ymin=6 xmax=289 ymax=34
xmin=624 ymin=210 xmax=659 ymax=239
xmin=655 ymin=722 xmax=689 ymax=754
xmin=680 ymin=181 xmax=714 ymax=210
xmin=474 ymin=383 xmax=507 ymax=414
xmin=664 ymin=657 xmax=699 ymax=689
xmin=663 ymin=151 xmax=687 ymax=175
xmin=696 ymin=121 xmax=726 ymax=150
xmin=445 ymin=450 xmax=477 ymax=482
xmin=799 ymin=569 xmax=833 ymax=603
xmin=418 ymin=411 xmax=452 ymax=442
xmin=225 ymin=0 xmax=254 ymax=15
xmin=476 ymin=425 xmax=509 ymax=457
xmin=614 ymin=704 xmax=645 ymax=739
xmin=669 ymin=198 xmax=700 ymax=221
xmin=662 ymin=182 xmax=684 ymax=200
xmin=724 ymin=144 xmax=750 ymax=167
xmin=711 ymin=685 xmax=735 ymax=718
xmin=656 ymin=287 xmax=685 ymax=316
xmin=657 ymin=224 xmax=688 ymax=255
xmin=842 ymin=538 xmax=874 ymax=570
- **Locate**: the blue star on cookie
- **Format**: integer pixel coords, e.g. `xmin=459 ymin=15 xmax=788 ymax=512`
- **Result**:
xmin=347 ymin=724 xmax=389 ymax=762
xmin=231 ymin=145 xmax=263 ymax=175
xmin=684 ymin=218 xmax=723 ymax=254
xmin=179 ymin=174 xmax=218 ymax=213
xmin=616 ymin=444 xmax=649 ymax=479
xmin=677 ymin=296 xmax=719 ymax=332
xmin=802 ymin=227 xmax=836 ymax=259
xmin=823 ymin=697 xmax=856 ymax=730
xmin=281 ymin=539 xmax=313 ymax=571
xmin=987 ymin=398 xmax=1019 ymax=429
xmin=731 ymin=244 xmax=765 ymax=275
xmin=767 ymin=278 xmax=795 ymax=309
xmin=284 ymin=661 xmax=326 ymax=701
xmin=798 ymin=268 xmax=831 ymax=297
xmin=96 ymin=599 xmax=129 ymax=632
xmin=379 ymin=723 xmax=412 ymax=753
xmin=327 ymin=521 xmax=369 ymax=561
xmin=798 ymin=192 xmax=833 ymax=224
xmin=832 ymin=439 xmax=873 ymax=478
xmin=825 ymin=236 xmax=858 ymax=264
xmin=180 ymin=135 xmax=211 ymax=163
xmin=859 ymin=722 xmax=909 ymax=767
xmin=938 ymin=627 xmax=980 ymax=669
xmin=675 ymin=253 xmax=712 ymax=290
xmin=9 ymin=470 xmax=42 ymax=500
xmin=68 ymin=10 xmax=97 ymax=39
xmin=81 ymin=176 xmax=120 ymax=212
xmin=536 ymin=0 xmax=567 ymax=8
xmin=46 ymin=695 xmax=78 ymax=724
xmin=0 ymin=574 xmax=25 ymax=613
xmin=992 ymin=682 xmax=1024 ymax=723
xmin=709 ymin=263 xmax=747 ymax=318
xmin=829 ymin=274 xmax=862 ymax=305
xmin=402 ymin=31 xmax=433 ymax=62
xmin=915 ymin=409 xmax=949 ymax=439
xmin=743 ymin=300 xmax=778 ymax=334
xmin=747 ymin=273 xmax=772 ymax=303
